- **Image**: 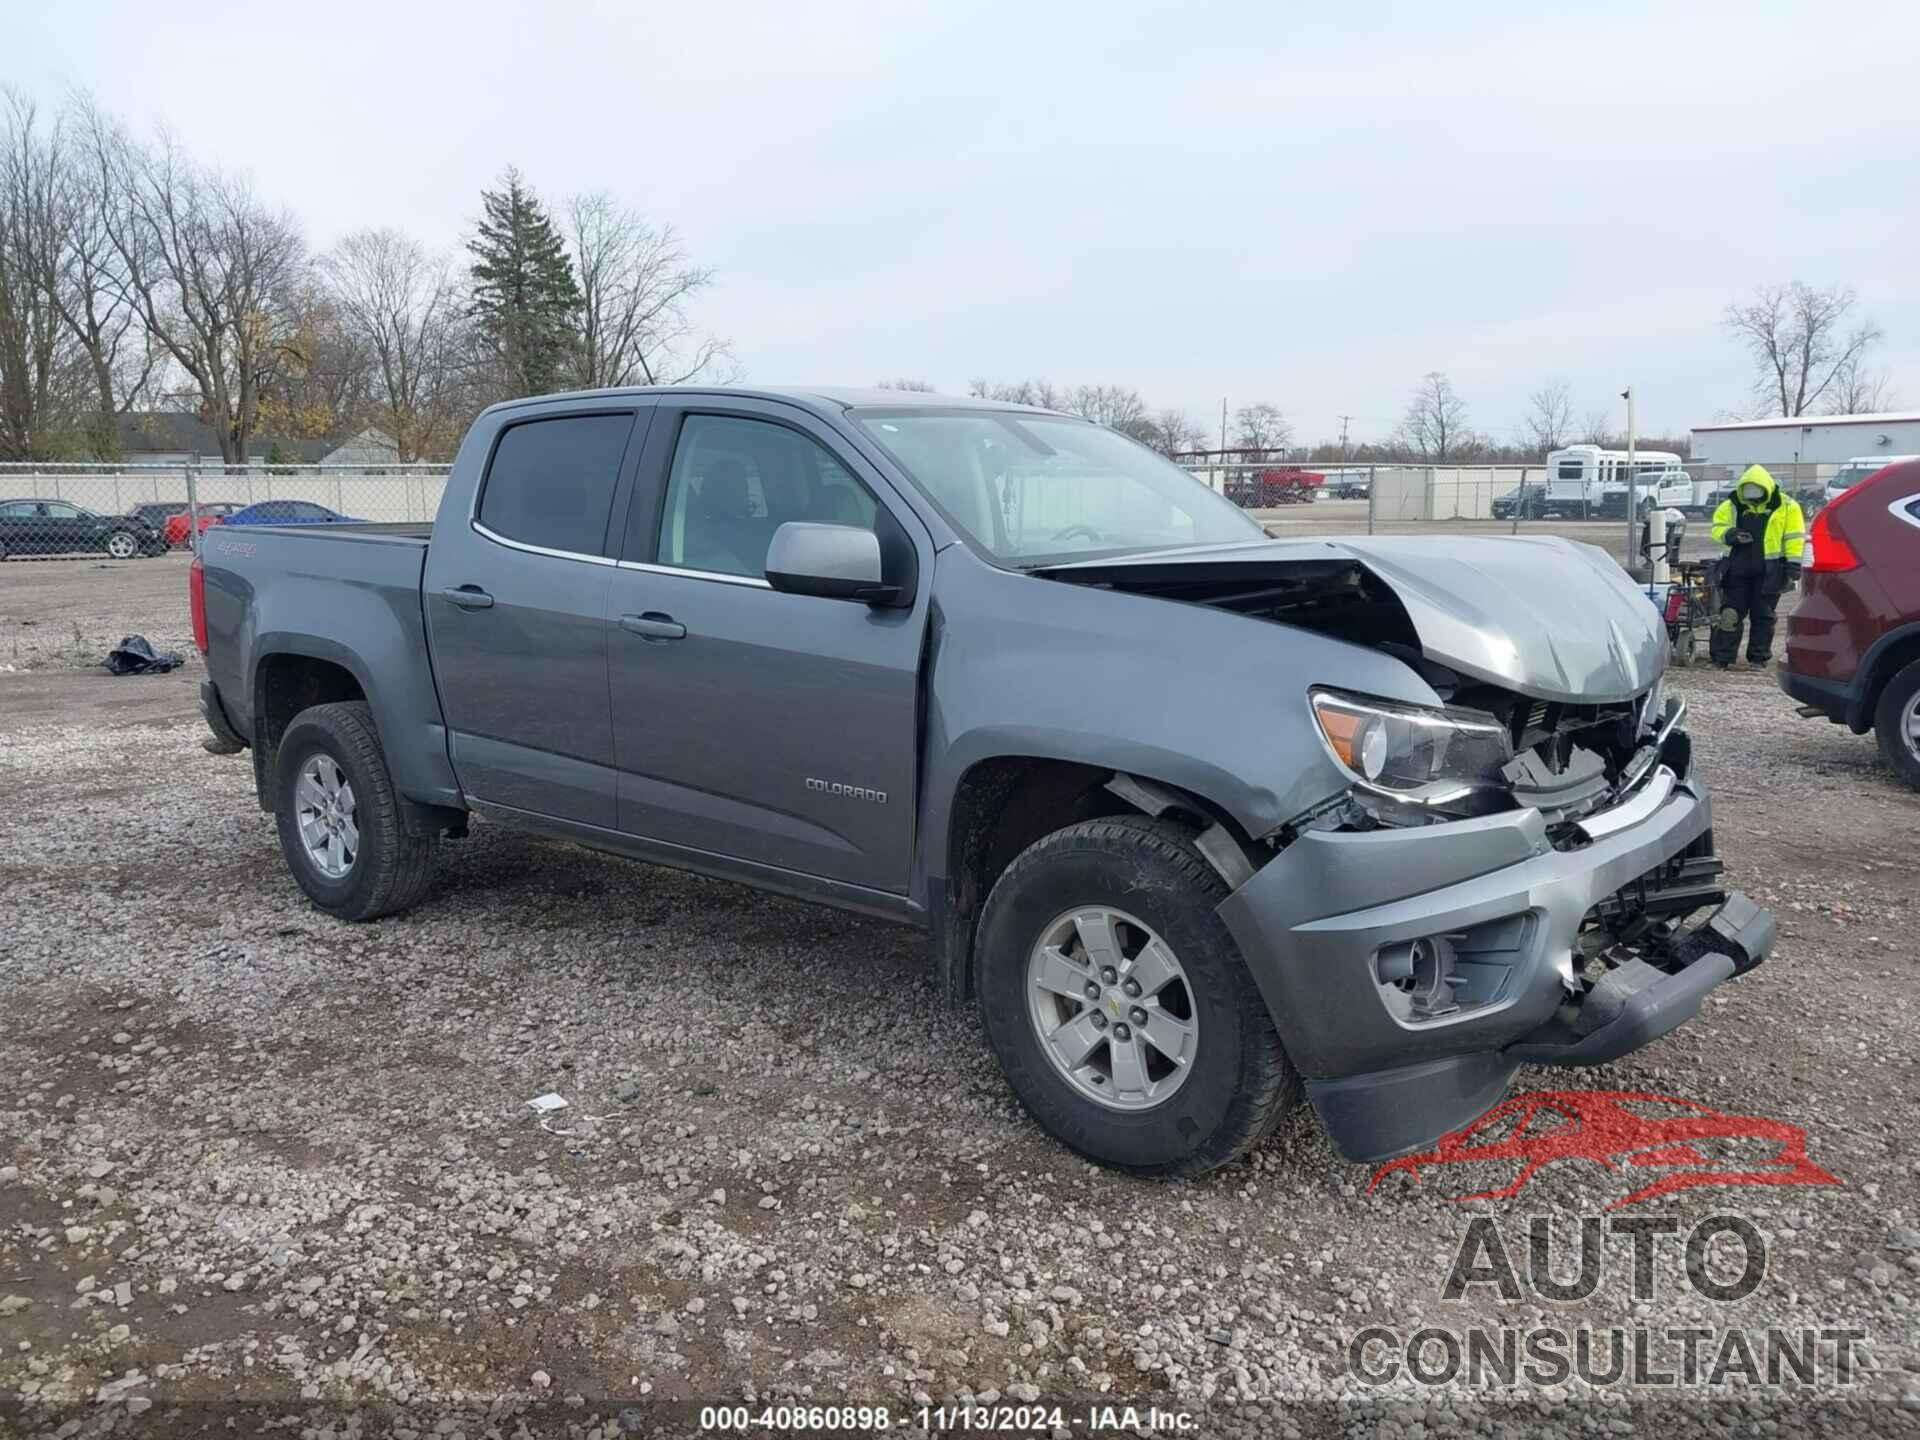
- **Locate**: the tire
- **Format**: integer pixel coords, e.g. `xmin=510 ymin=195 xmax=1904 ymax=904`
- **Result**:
xmin=976 ymin=815 xmax=1299 ymax=1176
xmin=1872 ymin=659 xmax=1920 ymax=791
xmin=273 ymin=701 xmax=438 ymax=920
xmin=103 ymin=529 xmax=139 ymax=559
xmin=1671 ymin=625 xmax=1697 ymax=668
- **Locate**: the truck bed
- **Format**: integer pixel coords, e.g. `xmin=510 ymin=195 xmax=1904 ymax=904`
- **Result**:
xmin=227 ymin=520 xmax=434 ymax=541
xmin=198 ymin=519 xmax=450 ymax=806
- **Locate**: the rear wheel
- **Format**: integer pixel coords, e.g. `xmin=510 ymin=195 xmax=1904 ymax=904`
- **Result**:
xmin=1873 ymin=660 xmax=1920 ymax=790
xmin=976 ymin=816 xmax=1298 ymax=1176
xmin=273 ymin=701 xmax=438 ymax=919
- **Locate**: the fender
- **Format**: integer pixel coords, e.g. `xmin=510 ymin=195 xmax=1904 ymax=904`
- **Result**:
xmin=1852 ymin=620 xmax=1920 ymax=731
xmin=244 ymin=561 xmax=463 ymax=811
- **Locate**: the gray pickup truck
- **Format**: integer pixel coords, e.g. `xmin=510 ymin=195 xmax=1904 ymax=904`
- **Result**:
xmin=192 ymin=386 xmax=1772 ymax=1176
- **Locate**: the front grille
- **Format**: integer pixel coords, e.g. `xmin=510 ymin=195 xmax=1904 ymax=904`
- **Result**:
xmin=1586 ymin=833 xmax=1725 ymax=935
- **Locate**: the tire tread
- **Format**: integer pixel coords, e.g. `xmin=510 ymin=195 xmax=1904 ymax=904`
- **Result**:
xmin=1873 ymin=659 xmax=1920 ymax=790
xmin=276 ymin=701 xmax=437 ymax=920
xmin=981 ymin=814 xmax=1298 ymax=1176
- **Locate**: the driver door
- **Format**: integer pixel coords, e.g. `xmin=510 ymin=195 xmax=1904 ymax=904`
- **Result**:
xmin=605 ymin=399 xmax=930 ymax=894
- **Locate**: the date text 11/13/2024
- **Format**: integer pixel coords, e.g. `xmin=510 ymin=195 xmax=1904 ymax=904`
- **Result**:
xmin=697 ymin=1402 xmax=1199 ymax=1432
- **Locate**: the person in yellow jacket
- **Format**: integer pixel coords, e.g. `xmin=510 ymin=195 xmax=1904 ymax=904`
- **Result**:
xmin=1708 ymin=464 xmax=1806 ymax=668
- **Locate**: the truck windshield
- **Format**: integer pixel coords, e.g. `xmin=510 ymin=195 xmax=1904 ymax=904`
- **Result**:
xmin=850 ymin=408 xmax=1264 ymax=564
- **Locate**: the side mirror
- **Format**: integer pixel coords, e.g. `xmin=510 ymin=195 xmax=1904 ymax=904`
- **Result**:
xmin=765 ymin=522 xmax=905 ymax=605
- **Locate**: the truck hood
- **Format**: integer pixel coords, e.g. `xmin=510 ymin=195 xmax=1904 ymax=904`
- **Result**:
xmin=1035 ymin=534 xmax=1664 ymax=704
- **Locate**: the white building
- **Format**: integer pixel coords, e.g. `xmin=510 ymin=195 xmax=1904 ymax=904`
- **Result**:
xmin=1690 ymin=412 xmax=1920 ymax=467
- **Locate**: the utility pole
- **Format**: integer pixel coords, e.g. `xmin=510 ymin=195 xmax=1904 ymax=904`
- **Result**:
xmin=1218 ymin=398 xmax=1229 ymax=494
xmin=1621 ymin=387 xmax=1637 ymax=570
xmin=1337 ymin=414 xmax=1354 ymax=470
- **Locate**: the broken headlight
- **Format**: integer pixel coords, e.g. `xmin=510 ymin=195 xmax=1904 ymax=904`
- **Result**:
xmin=1310 ymin=689 xmax=1513 ymax=806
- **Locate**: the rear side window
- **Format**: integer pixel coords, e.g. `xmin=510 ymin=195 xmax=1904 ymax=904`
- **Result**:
xmin=479 ymin=413 xmax=634 ymax=556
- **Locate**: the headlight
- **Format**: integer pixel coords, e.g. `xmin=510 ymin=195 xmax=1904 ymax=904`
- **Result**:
xmin=1310 ymin=690 xmax=1513 ymax=800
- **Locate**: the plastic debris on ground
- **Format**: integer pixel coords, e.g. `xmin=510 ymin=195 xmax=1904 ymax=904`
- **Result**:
xmin=103 ymin=635 xmax=185 ymax=676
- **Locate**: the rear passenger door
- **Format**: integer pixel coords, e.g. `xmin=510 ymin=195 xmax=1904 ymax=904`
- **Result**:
xmin=424 ymin=404 xmax=651 ymax=829
xmin=604 ymin=399 xmax=929 ymax=894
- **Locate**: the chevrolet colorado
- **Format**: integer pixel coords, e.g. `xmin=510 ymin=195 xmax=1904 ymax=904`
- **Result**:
xmin=191 ymin=387 xmax=1773 ymax=1175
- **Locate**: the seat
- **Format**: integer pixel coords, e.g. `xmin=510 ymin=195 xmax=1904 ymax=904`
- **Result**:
xmin=684 ymin=460 xmax=758 ymax=576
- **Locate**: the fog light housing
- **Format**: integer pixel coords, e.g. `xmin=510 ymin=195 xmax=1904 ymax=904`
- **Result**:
xmin=1375 ymin=935 xmax=1461 ymax=1019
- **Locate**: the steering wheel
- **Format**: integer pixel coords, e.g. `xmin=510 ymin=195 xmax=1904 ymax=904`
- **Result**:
xmin=1049 ymin=523 xmax=1103 ymax=543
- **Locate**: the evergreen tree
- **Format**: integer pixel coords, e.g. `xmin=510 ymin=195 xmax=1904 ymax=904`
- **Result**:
xmin=466 ymin=169 xmax=581 ymax=397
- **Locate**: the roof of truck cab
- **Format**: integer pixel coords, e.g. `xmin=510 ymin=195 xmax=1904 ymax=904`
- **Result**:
xmin=481 ymin=385 xmax=1065 ymax=418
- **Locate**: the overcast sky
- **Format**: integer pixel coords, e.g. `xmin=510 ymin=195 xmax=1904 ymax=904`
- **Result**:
xmin=7 ymin=0 xmax=1916 ymax=444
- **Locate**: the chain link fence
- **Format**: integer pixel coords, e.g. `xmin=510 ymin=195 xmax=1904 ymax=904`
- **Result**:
xmin=1180 ymin=458 xmax=1857 ymax=569
xmin=0 ymin=452 xmax=1857 ymax=573
xmin=0 ymin=462 xmax=450 ymax=561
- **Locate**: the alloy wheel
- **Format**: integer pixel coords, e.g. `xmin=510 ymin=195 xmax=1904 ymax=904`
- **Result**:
xmin=295 ymin=754 xmax=359 ymax=879
xmin=1025 ymin=906 xmax=1199 ymax=1112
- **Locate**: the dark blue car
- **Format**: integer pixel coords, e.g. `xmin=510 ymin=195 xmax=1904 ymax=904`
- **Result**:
xmin=220 ymin=500 xmax=365 ymax=527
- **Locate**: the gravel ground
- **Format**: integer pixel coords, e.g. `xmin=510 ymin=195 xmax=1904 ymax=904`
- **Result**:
xmin=0 ymin=552 xmax=194 ymax=673
xmin=1 ymin=558 xmax=1916 ymax=1438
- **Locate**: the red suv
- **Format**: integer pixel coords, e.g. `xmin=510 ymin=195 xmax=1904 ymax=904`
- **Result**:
xmin=1781 ymin=457 xmax=1920 ymax=787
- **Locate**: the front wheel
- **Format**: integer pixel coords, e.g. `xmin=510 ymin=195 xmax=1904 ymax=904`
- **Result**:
xmin=273 ymin=701 xmax=438 ymax=920
xmin=976 ymin=816 xmax=1299 ymax=1176
xmin=104 ymin=530 xmax=139 ymax=559
xmin=1873 ymin=660 xmax=1920 ymax=791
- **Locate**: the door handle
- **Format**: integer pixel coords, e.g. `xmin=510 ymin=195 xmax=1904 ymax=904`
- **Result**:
xmin=441 ymin=586 xmax=494 ymax=610
xmin=620 ymin=612 xmax=687 ymax=641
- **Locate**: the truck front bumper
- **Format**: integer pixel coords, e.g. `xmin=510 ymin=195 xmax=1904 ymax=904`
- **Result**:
xmin=1216 ymin=768 xmax=1770 ymax=1163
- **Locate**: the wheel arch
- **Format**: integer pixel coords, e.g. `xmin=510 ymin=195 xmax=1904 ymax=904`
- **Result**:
xmin=1857 ymin=623 xmax=1920 ymax=732
xmin=929 ymin=751 xmax=1261 ymax=1008
xmin=250 ymin=648 xmax=371 ymax=809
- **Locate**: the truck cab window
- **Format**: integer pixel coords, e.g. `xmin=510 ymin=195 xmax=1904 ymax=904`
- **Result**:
xmin=478 ymin=413 xmax=634 ymax=557
xmin=654 ymin=414 xmax=878 ymax=579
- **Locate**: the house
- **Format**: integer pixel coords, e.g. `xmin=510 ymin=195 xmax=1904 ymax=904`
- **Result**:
xmin=115 ymin=412 xmax=335 ymax=466
xmin=319 ymin=428 xmax=402 ymax=466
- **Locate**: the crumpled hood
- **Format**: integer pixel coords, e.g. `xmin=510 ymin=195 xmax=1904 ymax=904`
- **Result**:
xmin=1040 ymin=533 xmax=1665 ymax=703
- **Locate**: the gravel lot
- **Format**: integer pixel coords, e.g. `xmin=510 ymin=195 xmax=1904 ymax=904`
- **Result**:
xmin=2 ymin=555 xmax=1916 ymax=1438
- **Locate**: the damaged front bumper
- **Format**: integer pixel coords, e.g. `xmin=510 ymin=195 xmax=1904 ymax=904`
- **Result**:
xmin=1216 ymin=763 xmax=1771 ymax=1164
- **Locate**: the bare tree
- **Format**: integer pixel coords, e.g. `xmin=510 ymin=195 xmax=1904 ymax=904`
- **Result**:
xmin=0 ymin=91 xmax=155 ymax=459
xmin=1522 ymin=379 xmax=1574 ymax=454
xmin=1579 ymin=408 xmax=1613 ymax=446
xmin=0 ymin=92 xmax=76 ymax=458
xmin=1823 ymin=356 xmax=1898 ymax=416
xmin=1723 ymin=281 xmax=1883 ymax=417
xmin=1396 ymin=372 xmax=1471 ymax=462
xmin=1065 ymin=382 xmax=1152 ymax=440
xmin=319 ymin=229 xmax=467 ymax=460
xmin=1147 ymin=407 xmax=1202 ymax=457
xmin=968 ymin=377 xmax=1071 ymax=410
xmin=873 ymin=377 xmax=934 ymax=392
xmin=1231 ymin=401 xmax=1291 ymax=458
xmin=79 ymin=107 xmax=307 ymax=463
xmin=566 ymin=191 xmax=730 ymax=389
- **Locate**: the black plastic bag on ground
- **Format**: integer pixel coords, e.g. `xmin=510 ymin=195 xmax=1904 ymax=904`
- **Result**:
xmin=104 ymin=634 xmax=184 ymax=675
